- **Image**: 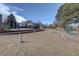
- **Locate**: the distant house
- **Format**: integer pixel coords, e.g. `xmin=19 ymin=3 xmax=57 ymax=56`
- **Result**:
xmin=66 ymin=23 xmax=79 ymax=31
xmin=66 ymin=16 xmax=79 ymax=31
xmin=18 ymin=20 xmax=34 ymax=29
xmin=19 ymin=21 xmax=27 ymax=28
xmin=26 ymin=20 xmax=34 ymax=28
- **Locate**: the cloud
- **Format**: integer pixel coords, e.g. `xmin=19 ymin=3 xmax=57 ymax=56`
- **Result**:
xmin=11 ymin=6 xmax=24 ymax=12
xmin=0 ymin=3 xmax=26 ymax=23
xmin=0 ymin=4 xmax=11 ymax=19
xmin=15 ymin=15 xmax=26 ymax=23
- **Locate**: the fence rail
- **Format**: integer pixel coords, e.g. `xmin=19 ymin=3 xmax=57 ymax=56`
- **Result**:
xmin=0 ymin=29 xmax=45 ymax=35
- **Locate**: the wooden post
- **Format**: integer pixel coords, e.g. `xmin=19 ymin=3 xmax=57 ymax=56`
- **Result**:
xmin=17 ymin=30 xmax=22 ymax=55
xmin=19 ymin=31 xmax=22 ymax=43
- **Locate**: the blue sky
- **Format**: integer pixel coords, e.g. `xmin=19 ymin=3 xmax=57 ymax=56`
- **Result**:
xmin=1 ymin=3 xmax=62 ymax=24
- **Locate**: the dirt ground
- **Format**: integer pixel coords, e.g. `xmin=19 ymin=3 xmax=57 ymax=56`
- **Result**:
xmin=0 ymin=29 xmax=79 ymax=56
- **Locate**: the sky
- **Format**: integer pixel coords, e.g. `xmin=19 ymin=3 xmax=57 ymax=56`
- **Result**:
xmin=0 ymin=3 xmax=62 ymax=24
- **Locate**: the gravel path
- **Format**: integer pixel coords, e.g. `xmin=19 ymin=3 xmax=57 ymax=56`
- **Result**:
xmin=0 ymin=29 xmax=79 ymax=56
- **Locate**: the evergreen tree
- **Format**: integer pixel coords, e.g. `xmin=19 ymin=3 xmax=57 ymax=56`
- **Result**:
xmin=4 ymin=13 xmax=17 ymax=29
xmin=55 ymin=3 xmax=79 ymax=28
xmin=0 ymin=14 xmax=2 ymax=29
